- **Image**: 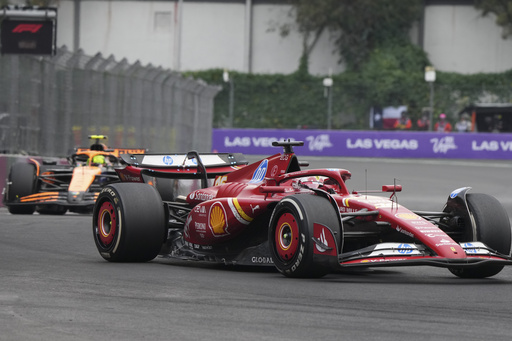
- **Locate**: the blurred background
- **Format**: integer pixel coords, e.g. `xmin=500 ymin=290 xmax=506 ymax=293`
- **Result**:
xmin=1 ymin=0 xmax=512 ymax=155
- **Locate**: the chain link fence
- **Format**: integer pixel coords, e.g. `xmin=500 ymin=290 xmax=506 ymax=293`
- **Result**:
xmin=0 ymin=46 xmax=221 ymax=156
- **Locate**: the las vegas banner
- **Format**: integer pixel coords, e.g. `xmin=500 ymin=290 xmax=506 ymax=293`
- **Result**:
xmin=212 ymin=129 xmax=512 ymax=160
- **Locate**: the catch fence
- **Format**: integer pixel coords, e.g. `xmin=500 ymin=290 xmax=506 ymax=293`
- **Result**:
xmin=0 ymin=46 xmax=221 ymax=156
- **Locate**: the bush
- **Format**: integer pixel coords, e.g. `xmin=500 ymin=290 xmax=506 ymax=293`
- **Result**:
xmin=185 ymin=45 xmax=512 ymax=129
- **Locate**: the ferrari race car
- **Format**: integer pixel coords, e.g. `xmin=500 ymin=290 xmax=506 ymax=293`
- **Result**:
xmin=92 ymin=140 xmax=512 ymax=278
xmin=3 ymin=135 xmax=145 ymax=215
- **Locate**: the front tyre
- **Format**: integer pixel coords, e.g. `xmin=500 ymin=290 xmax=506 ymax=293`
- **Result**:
xmin=6 ymin=162 xmax=37 ymax=214
xmin=92 ymin=183 xmax=166 ymax=262
xmin=268 ymin=194 xmax=341 ymax=278
xmin=449 ymin=193 xmax=511 ymax=278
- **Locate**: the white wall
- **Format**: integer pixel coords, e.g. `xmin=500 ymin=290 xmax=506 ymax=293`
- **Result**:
xmin=181 ymin=2 xmax=246 ymax=71
xmin=424 ymin=5 xmax=512 ymax=74
xmin=53 ymin=1 xmax=512 ymax=75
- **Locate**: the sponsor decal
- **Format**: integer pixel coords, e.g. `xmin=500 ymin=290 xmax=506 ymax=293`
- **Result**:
xmin=361 ymin=258 xmax=409 ymax=263
xmin=410 ymin=220 xmax=432 ymax=226
xmin=461 ymin=242 xmax=477 ymax=254
xmin=396 ymin=226 xmax=414 ymax=238
xmin=430 ymin=136 xmax=457 ymax=154
xmin=189 ymin=191 xmax=213 ymax=202
xmin=162 ymin=155 xmax=173 ymax=165
xmin=193 ymin=205 xmax=207 ymax=214
xmin=251 ymin=257 xmax=274 ymax=264
xmin=435 ymin=238 xmax=458 ymax=247
xmin=315 ymin=228 xmax=329 ymax=253
xmin=450 ymin=187 xmax=466 ymax=199
xmin=209 ymin=202 xmax=229 ymax=236
xmin=339 ymin=206 xmax=358 ymax=213
xmin=289 ymin=234 xmax=306 ymax=273
xmin=346 ymin=138 xmax=418 ymax=150
xmin=395 ymin=213 xmax=421 ymax=220
xmin=313 ymin=224 xmax=337 ymax=256
xmin=194 ymin=222 xmax=206 ymax=232
xmin=119 ymin=173 xmax=141 ymax=182
xmin=397 ymin=243 xmax=414 ymax=254
xmin=270 ymin=165 xmax=278 ymax=177
xmin=306 ymin=134 xmax=333 ymax=151
xmin=102 ymin=187 xmax=116 ymax=197
xmin=426 ymin=233 xmax=446 ymax=238
xmin=249 ymin=159 xmax=268 ymax=184
xmin=472 ymin=140 xmax=512 ymax=152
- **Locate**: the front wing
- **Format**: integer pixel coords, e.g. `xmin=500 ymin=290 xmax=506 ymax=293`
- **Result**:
xmin=14 ymin=191 xmax=99 ymax=207
xmin=337 ymin=242 xmax=512 ymax=269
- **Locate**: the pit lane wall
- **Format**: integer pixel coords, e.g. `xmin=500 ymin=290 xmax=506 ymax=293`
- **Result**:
xmin=212 ymin=129 xmax=512 ymax=160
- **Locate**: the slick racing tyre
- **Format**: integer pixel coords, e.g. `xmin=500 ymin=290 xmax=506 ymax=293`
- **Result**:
xmin=268 ymin=194 xmax=341 ymax=278
xmin=449 ymin=193 xmax=511 ymax=278
xmin=93 ymin=183 xmax=166 ymax=262
xmin=6 ymin=162 xmax=37 ymax=214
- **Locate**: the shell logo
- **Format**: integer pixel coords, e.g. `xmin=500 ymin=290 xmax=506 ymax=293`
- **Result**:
xmin=209 ymin=202 xmax=228 ymax=236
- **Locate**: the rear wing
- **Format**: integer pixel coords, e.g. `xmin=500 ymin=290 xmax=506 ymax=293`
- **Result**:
xmin=75 ymin=147 xmax=147 ymax=157
xmin=120 ymin=152 xmax=247 ymax=169
xmin=118 ymin=151 xmax=249 ymax=188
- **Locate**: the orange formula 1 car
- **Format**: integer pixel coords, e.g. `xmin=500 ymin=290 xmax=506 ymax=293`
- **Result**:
xmin=3 ymin=135 xmax=145 ymax=215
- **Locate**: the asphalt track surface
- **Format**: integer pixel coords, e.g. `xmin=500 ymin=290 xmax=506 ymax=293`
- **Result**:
xmin=1 ymin=156 xmax=512 ymax=341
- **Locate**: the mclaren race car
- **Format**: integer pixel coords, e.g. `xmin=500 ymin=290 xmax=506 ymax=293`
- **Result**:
xmin=92 ymin=140 xmax=512 ymax=278
xmin=3 ymin=135 xmax=145 ymax=215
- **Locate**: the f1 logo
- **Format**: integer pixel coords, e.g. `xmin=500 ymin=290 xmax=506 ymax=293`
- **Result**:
xmin=12 ymin=24 xmax=43 ymax=33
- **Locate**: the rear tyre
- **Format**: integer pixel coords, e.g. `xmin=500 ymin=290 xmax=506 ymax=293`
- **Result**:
xmin=6 ymin=163 xmax=37 ymax=214
xmin=268 ymin=194 xmax=341 ymax=278
xmin=449 ymin=193 xmax=511 ymax=278
xmin=92 ymin=183 xmax=166 ymax=262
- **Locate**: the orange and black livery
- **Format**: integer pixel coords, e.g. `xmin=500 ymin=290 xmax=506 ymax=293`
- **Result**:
xmin=3 ymin=135 xmax=145 ymax=215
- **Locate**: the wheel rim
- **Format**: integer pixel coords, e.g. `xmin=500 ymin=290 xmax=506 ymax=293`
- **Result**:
xmin=97 ymin=201 xmax=117 ymax=246
xmin=275 ymin=212 xmax=299 ymax=262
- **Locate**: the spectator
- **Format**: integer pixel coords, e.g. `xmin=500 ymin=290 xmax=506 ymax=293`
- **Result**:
xmin=455 ymin=113 xmax=472 ymax=132
xmin=434 ymin=113 xmax=452 ymax=132
xmin=416 ymin=114 xmax=430 ymax=131
xmin=394 ymin=111 xmax=412 ymax=130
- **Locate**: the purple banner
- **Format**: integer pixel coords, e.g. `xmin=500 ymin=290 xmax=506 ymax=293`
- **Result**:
xmin=212 ymin=129 xmax=512 ymax=159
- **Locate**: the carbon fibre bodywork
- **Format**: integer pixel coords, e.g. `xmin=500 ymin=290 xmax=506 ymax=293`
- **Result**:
xmin=92 ymin=141 xmax=512 ymax=278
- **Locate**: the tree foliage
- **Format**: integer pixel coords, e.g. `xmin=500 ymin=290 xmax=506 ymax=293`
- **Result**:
xmin=475 ymin=0 xmax=512 ymax=38
xmin=284 ymin=0 xmax=423 ymax=71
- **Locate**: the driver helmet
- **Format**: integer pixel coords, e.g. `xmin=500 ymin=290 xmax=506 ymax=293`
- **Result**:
xmin=92 ymin=154 xmax=106 ymax=164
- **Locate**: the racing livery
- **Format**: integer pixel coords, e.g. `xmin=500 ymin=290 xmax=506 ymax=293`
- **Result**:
xmin=3 ymin=135 xmax=145 ymax=215
xmin=92 ymin=141 xmax=512 ymax=278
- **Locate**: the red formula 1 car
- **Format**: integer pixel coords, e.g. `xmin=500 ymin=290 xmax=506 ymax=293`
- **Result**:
xmin=3 ymin=135 xmax=146 ymax=215
xmin=92 ymin=141 xmax=512 ymax=278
